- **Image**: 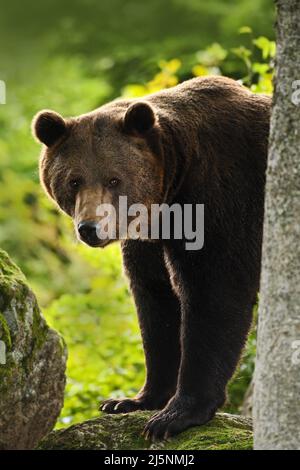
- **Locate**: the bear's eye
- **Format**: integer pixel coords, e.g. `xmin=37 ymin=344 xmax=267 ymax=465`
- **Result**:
xmin=69 ymin=178 xmax=82 ymax=190
xmin=108 ymin=177 xmax=120 ymax=188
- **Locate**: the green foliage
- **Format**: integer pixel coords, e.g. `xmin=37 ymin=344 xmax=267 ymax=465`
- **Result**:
xmin=44 ymin=244 xmax=144 ymax=427
xmin=122 ymin=31 xmax=274 ymax=99
xmin=0 ymin=0 xmax=274 ymax=428
xmin=226 ymin=307 xmax=257 ymax=414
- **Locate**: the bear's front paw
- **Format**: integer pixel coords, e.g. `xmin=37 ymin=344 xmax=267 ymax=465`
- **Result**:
xmin=100 ymin=397 xmax=147 ymax=414
xmin=100 ymin=394 xmax=169 ymax=414
xmin=143 ymin=395 xmax=217 ymax=441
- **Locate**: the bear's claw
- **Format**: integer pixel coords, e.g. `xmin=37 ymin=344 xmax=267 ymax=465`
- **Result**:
xmin=100 ymin=398 xmax=145 ymax=414
xmin=100 ymin=396 xmax=166 ymax=414
xmin=142 ymin=397 xmax=216 ymax=441
xmin=100 ymin=392 xmax=174 ymax=414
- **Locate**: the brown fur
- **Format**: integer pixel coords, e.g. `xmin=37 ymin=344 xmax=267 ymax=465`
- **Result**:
xmin=33 ymin=76 xmax=271 ymax=440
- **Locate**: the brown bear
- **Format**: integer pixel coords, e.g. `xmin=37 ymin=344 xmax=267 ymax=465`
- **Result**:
xmin=32 ymin=76 xmax=271 ymax=440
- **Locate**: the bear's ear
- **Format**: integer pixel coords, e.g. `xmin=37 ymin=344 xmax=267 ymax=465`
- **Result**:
xmin=123 ymin=102 xmax=156 ymax=134
xmin=32 ymin=110 xmax=67 ymax=147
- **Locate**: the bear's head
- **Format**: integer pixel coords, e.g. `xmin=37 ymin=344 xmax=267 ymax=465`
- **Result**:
xmin=32 ymin=101 xmax=165 ymax=247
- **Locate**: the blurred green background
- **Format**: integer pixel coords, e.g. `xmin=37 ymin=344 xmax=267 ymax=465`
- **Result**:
xmin=0 ymin=0 xmax=274 ymax=427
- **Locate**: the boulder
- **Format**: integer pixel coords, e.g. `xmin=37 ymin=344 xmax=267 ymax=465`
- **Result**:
xmin=39 ymin=412 xmax=253 ymax=450
xmin=0 ymin=249 xmax=67 ymax=450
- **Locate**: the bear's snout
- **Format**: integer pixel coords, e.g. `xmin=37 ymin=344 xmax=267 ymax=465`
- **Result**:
xmin=78 ymin=220 xmax=101 ymax=247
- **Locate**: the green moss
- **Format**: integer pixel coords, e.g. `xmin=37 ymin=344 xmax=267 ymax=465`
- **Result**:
xmin=0 ymin=281 xmax=30 ymax=328
xmin=0 ymin=311 xmax=15 ymax=387
xmin=32 ymin=302 xmax=48 ymax=349
xmin=0 ymin=250 xmax=25 ymax=282
xmin=163 ymin=415 xmax=253 ymax=450
xmin=58 ymin=334 xmax=67 ymax=356
xmin=0 ymin=313 xmax=12 ymax=349
xmin=20 ymin=301 xmax=49 ymax=377
xmin=0 ymin=249 xmax=29 ymax=318
xmin=39 ymin=412 xmax=253 ymax=450
xmin=0 ymin=248 xmax=53 ymax=379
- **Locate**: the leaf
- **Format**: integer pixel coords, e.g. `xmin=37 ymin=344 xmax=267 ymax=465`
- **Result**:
xmin=158 ymin=58 xmax=182 ymax=74
xmin=252 ymin=62 xmax=270 ymax=75
xmin=122 ymin=84 xmax=148 ymax=98
xmin=253 ymin=36 xmax=276 ymax=60
xmin=231 ymin=46 xmax=252 ymax=59
xmin=238 ymin=26 xmax=252 ymax=34
xmin=192 ymin=65 xmax=210 ymax=77
xmin=196 ymin=43 xmax=227 ymax=67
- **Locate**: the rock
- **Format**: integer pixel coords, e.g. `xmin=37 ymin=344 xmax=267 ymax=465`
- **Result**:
xmin=39 ymin=412 xmax=253 ymax=450
xmin=0 ymin=249 xmax=67 ymax=450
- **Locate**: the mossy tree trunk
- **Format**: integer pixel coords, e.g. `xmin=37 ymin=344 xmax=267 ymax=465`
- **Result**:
xmin=253 ymin=0 xmax=300 ymax=450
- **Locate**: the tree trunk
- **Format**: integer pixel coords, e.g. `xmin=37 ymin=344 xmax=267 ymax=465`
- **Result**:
xmin=253 ymin=0 xmax=300 ymax=450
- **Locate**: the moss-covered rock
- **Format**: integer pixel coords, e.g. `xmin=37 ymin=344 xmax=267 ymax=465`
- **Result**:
xmin=39 ymin=412 xmax=253 ymax=450
xmin=0 ymin=249 xmax=67 ymax=450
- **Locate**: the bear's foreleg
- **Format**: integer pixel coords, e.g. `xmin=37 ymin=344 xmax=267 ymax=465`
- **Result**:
xmin=100 ymin=240 xmax=181 ymax=414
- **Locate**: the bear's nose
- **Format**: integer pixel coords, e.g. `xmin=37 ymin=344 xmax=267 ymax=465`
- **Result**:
xmin=78 ymin=220 xmax=99 ymax=246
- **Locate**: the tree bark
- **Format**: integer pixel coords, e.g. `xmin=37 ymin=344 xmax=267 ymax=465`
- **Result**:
xmin=253 ymin=0 xmax=300 ymax=450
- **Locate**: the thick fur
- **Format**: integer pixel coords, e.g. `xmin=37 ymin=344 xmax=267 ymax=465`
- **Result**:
xmin=33 ymin=76 xmax=271 ymax=440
